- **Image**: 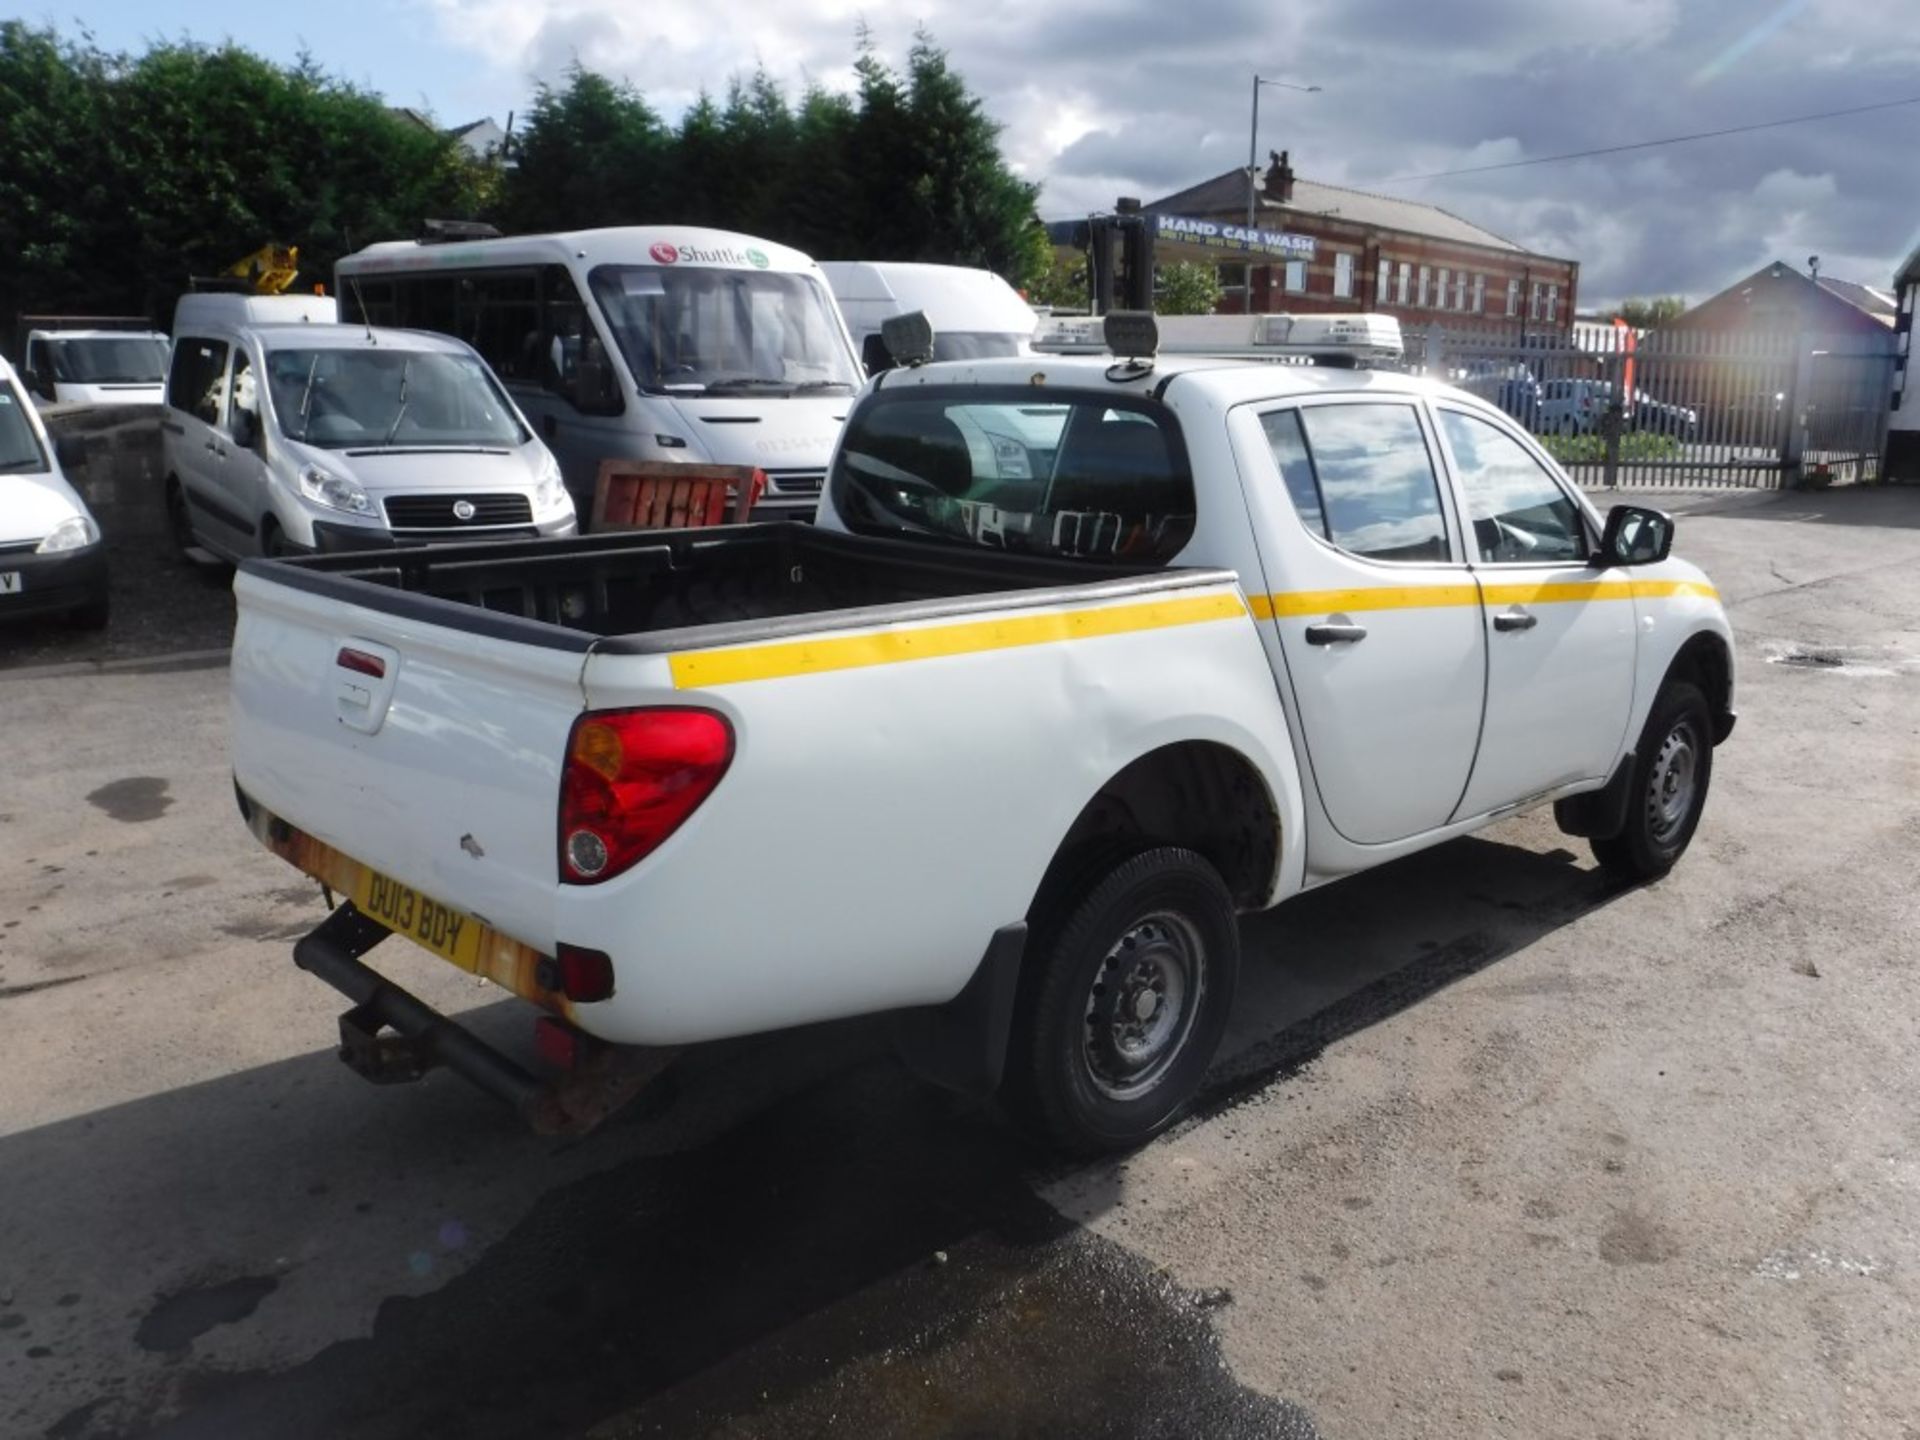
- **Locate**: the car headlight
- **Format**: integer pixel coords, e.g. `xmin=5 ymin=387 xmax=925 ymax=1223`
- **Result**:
xmin=297 ymin=464 xmax=373 ymax=516
xmin=534 ymin=454 xmax=572 ymax=516
xmin=36 ymin=515 xmax=100 ymax=554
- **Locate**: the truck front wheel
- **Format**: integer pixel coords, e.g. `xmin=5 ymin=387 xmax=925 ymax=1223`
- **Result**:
xmin=1591 ymin=680 xmax=1713 ymax=881
xmin=1007 ymin=847 xmax=1238 ymax=1155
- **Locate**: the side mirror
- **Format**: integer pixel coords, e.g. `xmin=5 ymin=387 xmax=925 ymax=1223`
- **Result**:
xmin=34 ymin=370 xmax=57 ymax=402
xmin=573 ymin=339 xmax=618 ymax=415
xmin=862 ymin=332 xmax=895 ymax=376
xmin=53 ymin=435 xmax=85 ymax=473
xmin=232 ymin=405 xmax=259 ymax=451
xmin=1597 ymin=503 xmax=1674 ymax=567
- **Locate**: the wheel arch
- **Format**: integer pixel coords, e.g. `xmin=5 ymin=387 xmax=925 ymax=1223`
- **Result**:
xmin=1028 ymin=740 xmax=1282 ymax=922
xmin=1664 ymin=628 xmax=1735 ymax=744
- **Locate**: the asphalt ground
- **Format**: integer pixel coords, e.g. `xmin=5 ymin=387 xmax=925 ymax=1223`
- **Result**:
xmin=2 ymin=434 xmax=1918 ymax=1438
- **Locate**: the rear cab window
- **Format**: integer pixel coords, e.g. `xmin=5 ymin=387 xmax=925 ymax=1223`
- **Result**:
xmin=1261 ymin=402 xmax=1452 ymax=564
xmin=830 ymin=386 xmax=1196 ymax=562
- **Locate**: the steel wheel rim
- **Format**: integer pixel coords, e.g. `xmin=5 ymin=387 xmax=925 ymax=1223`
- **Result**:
xmin=1081 ymin=910 xmax=1206 ymax=1102
xmin=1646 ymin=719 xmax=1700 ymax=845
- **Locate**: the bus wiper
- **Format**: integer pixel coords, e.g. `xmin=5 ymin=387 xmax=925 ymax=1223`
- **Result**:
xmin=792 ymin=380 xmax=855 ymax=393
xmin=702 ymin=376 xmax=792 ymax=393
xmin=382 ymin=358 xmax=413 ymax=447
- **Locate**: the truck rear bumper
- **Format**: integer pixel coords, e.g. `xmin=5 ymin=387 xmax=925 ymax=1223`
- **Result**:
xmin=294 ymin=902 xmax=669 ymax=1133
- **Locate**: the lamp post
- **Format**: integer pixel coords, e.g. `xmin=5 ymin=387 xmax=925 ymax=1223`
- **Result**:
xmin=1248 ymin=76 xmax=1320 ymax=228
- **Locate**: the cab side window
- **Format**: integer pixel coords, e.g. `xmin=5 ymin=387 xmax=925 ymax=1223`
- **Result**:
xmin=168 ymin=339 xmax=229 ymax=426
xmin=1273 ymin=403 xmax=1452 ymax=564
xmin=1438 ymin=409 xmax=1586 ymax=564
xmin=227 ymin=350 xmax=256 ymax=435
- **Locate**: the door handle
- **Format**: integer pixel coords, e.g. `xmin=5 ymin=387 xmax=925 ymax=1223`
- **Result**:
xmin=1493 ymin=610 xmax=1538 ymax=632
xmin=1304 ymin=621 xmax=1368 ymax=645
xmin=204 ymin=439 xmax=218 ymax=451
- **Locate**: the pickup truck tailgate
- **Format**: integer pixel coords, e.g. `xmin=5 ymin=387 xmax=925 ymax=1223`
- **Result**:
xmin=230 ymin=566 xmax=594 ymax=954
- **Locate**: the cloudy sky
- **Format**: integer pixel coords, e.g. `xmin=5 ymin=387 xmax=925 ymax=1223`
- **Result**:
xmin=60 ymin=0 xmax=1920 ymax=306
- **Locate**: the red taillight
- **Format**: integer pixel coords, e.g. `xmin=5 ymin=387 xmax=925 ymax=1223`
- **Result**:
xmin=554 ymin=943 xmax=615 ymax=1002
xmin=558 ymin=708 xmax=733 ymax=884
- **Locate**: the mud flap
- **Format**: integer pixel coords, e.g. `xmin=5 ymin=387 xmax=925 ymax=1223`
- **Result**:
xmin=888 ymin=922 xmax=1027 ymax=1099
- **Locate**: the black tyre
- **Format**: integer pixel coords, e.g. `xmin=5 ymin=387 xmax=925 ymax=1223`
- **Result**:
xmin=1592 ymin=680 xmax=1713 ymax=881
xmin=165 ymin=479 xmax=198 ymax=558
xmin=1006 ymin=847 xmax=1239 ymax=1155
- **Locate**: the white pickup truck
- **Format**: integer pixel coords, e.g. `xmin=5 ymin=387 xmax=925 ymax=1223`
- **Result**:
xmin=229 ymin=314 xmax=1734 ymax=1152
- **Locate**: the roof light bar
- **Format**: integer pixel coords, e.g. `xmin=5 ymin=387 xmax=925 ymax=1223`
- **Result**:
xmin=1032 ymin=311 xmax=1404 ymax=365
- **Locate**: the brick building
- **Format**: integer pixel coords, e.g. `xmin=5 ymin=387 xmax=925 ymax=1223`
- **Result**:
xmin=1141 ymin=151 xmax=1579 ymax=332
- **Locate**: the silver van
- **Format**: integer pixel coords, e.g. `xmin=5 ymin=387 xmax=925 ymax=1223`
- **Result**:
xmin=163 ymin=294 xmax=576 ymax=558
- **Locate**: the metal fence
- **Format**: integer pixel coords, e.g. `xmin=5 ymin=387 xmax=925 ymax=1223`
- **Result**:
xmin=1399 ymin=324 xmax=1894 ymax=489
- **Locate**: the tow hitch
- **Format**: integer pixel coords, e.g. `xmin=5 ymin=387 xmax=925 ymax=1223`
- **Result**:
xmin=293 ymin=903 xmax=671 ymax=1134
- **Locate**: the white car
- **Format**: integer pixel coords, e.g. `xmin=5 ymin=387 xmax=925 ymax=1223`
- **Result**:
xmin=165 ymin=292 xmax=576 ymax=558
xmin=227 ymin=314 xmax=1735 ymax=1153
xmin=0 ymin=356 xmax=109 ymax=628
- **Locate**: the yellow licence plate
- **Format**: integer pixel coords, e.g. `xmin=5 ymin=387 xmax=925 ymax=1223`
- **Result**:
xmin=352 ymin=867 xmax=485 ymax=971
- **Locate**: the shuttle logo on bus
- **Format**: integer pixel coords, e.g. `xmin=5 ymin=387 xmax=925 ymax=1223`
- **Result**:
xmin=647 ymin=242 xmax=773 ymax=269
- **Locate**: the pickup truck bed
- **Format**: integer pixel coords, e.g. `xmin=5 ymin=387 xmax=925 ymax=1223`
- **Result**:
xmin=261 ymin=522 xmax=1190 ymax=651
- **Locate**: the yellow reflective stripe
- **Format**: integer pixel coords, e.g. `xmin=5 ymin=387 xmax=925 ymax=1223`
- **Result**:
xmin=1264 ymin=585 xmax=1482 ymax=617
xmin=1256 ymin=577 xmax=1718 ymax=616
xmin=669 ymin=590 xmax=1248 ymax=689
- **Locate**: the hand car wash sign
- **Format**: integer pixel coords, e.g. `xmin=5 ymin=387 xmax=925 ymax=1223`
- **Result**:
xmin=1155 ymin=213 xmax=1315 ymax=259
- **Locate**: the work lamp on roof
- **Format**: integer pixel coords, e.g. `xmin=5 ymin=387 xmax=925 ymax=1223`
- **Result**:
xmin=881 ymin=311 xmax=936 ymax=368
xmin=1103 ymin=310 xmax=1160 ymax=361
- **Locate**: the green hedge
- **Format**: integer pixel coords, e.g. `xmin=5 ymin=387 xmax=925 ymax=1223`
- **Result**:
xmin=1537 ymin=432 xmax=1682 ymax=465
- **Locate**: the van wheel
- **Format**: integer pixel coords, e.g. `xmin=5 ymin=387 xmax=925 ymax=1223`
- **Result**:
xmin=165 ymin=480 xmax=197 ymax=557
xmin=1592 ymin=680 xmax=1713 ymax=882
xmin=1006 ymin=847 xmax=1238 ymax=1155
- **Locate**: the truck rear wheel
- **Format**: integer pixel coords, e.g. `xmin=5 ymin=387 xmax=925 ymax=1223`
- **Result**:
xmin=1591 ymin=680 xmax=1712 ymax=881
xmin=1007 ymin=847 xmax=1238 ymax=1155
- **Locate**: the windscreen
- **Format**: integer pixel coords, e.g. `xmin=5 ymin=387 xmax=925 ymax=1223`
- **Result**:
xmin=588 ymin=265 xmax=861 ymax=396
xmin=0 ymin=383 xmax=48 ymax=471
xmin=49 ymin=336 xmax=169 ymax=384
xmin=831 ymin=388 xmax=1195 ymax=563
xmin=262 ymin=349 xmax=528 ymax=450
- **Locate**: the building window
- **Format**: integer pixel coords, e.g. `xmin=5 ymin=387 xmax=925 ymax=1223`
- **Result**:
xmin=1285 ymin=259 xmax=1307 ymax=294
xmin=1437 ymin=268 xmax=1450 ymax=310
xmin=1546 ymin=283 xmax=1560 ymax=323
xmin=1455 ymin=271 xmax=1469 ymax=311
xmin=1417 ymin=266 xmax=1431 ymax=307
xmin=1473 ymin=274 xmax=1486 ymax=313
xmin=1377 ymin=257 xmax=1390 ymax=302
xmin=1217 ymin=261 xmax=1249 ymax=298
xmin=1335 ymin=252 xmax=1355 ymax=299
xmin=1528 ymin=282 xmax=1542 ymax=321
xmin=1396 ymin=262 xmax=1411 ymax=305
xmin=1506 ymin=277 xmax=1520 ymax=317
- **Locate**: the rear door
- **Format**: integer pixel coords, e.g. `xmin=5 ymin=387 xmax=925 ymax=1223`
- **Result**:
xmin=1231 ymin=397 xmax=1487 ymax=846
xmin=1431 ymin=403 xmax=1636 ymax=818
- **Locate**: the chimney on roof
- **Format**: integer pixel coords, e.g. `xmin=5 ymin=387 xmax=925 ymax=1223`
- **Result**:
xmin=1265 ymin=149 xmax=1296 ymax=205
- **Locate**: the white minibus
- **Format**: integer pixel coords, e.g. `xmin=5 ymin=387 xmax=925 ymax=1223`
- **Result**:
xmin=337 ymin=227 xmax=864 ymax=519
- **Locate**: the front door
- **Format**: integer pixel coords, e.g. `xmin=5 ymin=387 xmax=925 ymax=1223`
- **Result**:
xmin=1431 ymin=404 xmax=1636 ymax=818
xmin=165 ymin=336 xmax=245 ymax=548
xmin=1235 ymin=398 xmax=1487 ymax=846
xmin=214 ymin=348 xmax=275 ymax=552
